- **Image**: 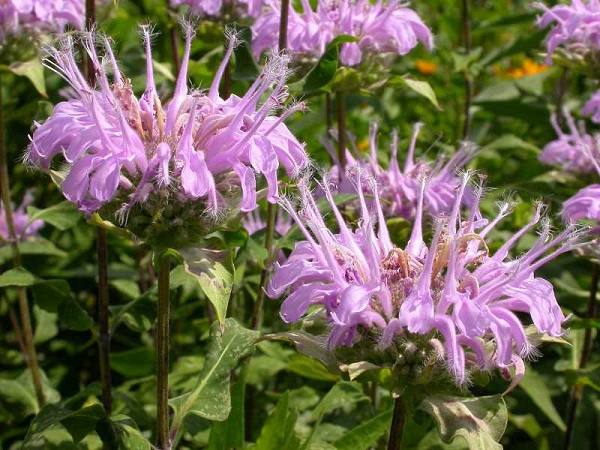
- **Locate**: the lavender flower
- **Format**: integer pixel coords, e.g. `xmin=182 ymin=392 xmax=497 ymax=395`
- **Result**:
xmin=268 ymin=173 xmax=577 ymax=385
xmin=0 ymin=0 xmax=84 ymax=43
xmin=252 ymin=0 xmax=433 ymax=66
xmin=242 ymin=208 xmax=292 ymax=236
xmin=539 ymin=110 xmax=600 ymax=173
xmin=331 ymin=123 xmax=475 ymax=220
xmin=0 ymin=192 xmax=44 ymax=242
xmin=26 ymin=27 xmax=308 ymax=244
xmin=583 ymin=90 xmax=600 ymax=123
xmin=170 ymin=0 xmax=264 ymax=19
xmin=535 ymin=0 xmax=600 ymax=64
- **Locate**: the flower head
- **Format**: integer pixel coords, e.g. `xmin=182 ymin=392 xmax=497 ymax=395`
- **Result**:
xmin=583 ymin=90 xmax=600 ymax=123
xmin=539 ymin=110 xmax=600 ymax=173
xmin=0 ymin=192 xmax=44 ymax=242
xmin=331 ymin=123 xmax=475 ymax=220
xmin=535 ymin=0 xmax=600 ymax=64
xmin=252 ymin=0 xmax=433 ymax=66
xmin=0 ymin=0 xmax=84 ymax=43
xmin=26 ymin=26 xmax=308 ymax=245
xmin=170 ymin=0 xmax=264 ymax=19
xmin=268 ymin=172 xmax=577 ymax=386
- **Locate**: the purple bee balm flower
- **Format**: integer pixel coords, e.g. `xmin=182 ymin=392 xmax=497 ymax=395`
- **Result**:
xmin=563 ymin=184 xmax=600 ymax=223
xmin=26 ymin=26 xmax=308 ymax=238
xmin=268 ymin=172 xmax=579 ymax=385
xmin=583 ymin=90 xmax=600 ymax=124
xmin=330 ymin=123 xmax=475 ymax=220
xmin=242 ymin=208 xmax=292 ymax=236
xmin=539 ymin=110 xmax=600 ymax=173
xmin=0 ymin=191 xmax=44 ymax=242
xmin=535 ymin=0 xmax=600 ymax=64
xmin=170 ymin=0 xmax=264 ymax=19
xmin=0 ymin=0 xmax=84 ymax=42
xmin=252 ymin=0 xmax=433 ymax=66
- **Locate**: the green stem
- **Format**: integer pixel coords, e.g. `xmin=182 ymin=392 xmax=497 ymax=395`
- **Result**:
xmin=336 ymin=91 xmax=347 ymax=169
xmin=0 ymin=73 xmax=45 ymax=408
xmin=157 ymin=255 xmax=171 ymax=450
xmin=461 ymin=0 xmax=472 ymax=140
xmin=97 ymin=228 xmax=112 ymax=414
xmin=563 ymin=262 xmax=599 ymax=450
xmin=251 ymin=0 xmax=289 ymax=333
xmin=387 ymin=396 xmax=407 ymax=450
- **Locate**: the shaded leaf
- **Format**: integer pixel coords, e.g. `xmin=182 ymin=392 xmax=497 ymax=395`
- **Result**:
xmin=333 ymin=408 xmax=393 ymax=450
xmin=254 ymin=391 xmax=300 ymax=450
xmin=27 ymin=202 xmax=82 ymax=231
xmin=519 ymin=368 xmax=566 ymax=431
xmin=419 ymin=394 xmax=507 ymax=450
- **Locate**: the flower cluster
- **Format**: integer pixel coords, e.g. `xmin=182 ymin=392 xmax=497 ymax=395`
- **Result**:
xmin=268 ymin=173 xmax=577 ymax=385
xmin=535 ymin=0 xmax=600 ymax=64
xmin=539 ymin=110 xmax=600 ymax=173
xmin=252 ymin=0 xmax=433 ymax=66
xmin=331 ymin=123 xmax=475 ymax=220
xmin=0 ymin=192 xmax=44 ymax=243
xmin=170 ymin=0 xmax=264 ymax=19
xmin=583 ymin=90 xmax=600 ymax=124
xmin=26 ymin=26 xmax=308 ymax=245
xmin=0 ymin=0 xmax=84 ymax=43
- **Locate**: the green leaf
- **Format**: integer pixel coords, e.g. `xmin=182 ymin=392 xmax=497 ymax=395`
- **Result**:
xmin=418 ymin=394 xmax=508 ymax=450
xmin=110 ymin=347 xmax=156 ymax=378
xmin=312 ymin=381 xmax=369 ymax=419
xmin=179 ymin=247 xmax=234 ymax=324
xmin=0 ymin=379 xmax=39 ymax=419
xmin=299 ymin=35 xmax=358 ymax=93
xmin=0 ymin=266 xmax=38 ymax=287
xmin=170 ymin=319 xmax=258 ymax=443
xmin=519 ymin=368 xmax=566 ymax=431
xmin=208 ymin=374 xmax=246 ymax=450
xmin=0 ymin=238 xmax=66 ymax=265
xmin=10 ymin=59 xmax=46 ymax=96
xmin=333 ymin=408 xmax=393 ymax=450
xmin=389 ymin=76 xmax=441 ymax=110
xmin=27 ymin=202 xmax=82 ymax=231
xmin=287 ymin=354 xmax=340 ymax=382
xmin=22 ymin=404 xmax=106 ymax=448
xmin=98 ymin=414 xmax=153 ymax=450
xmin=31 ymin=280 xmax=71 ymax=313
xmin=232 ymin=25 xmax=260 ymax=81
xmin=254 ymin=391 xmax=300 ymax=450
xmin=57 ymin=297 xmax=93 ymax=331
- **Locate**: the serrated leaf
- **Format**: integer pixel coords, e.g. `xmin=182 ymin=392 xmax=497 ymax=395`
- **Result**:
xmin=255 ymin=391 xmax=300 ymax=450
xmin=27 ymin=202 xmax=81 ymax=231
xmin=10 ymin=59 xmax=46 ymax=96
xmin=333 ymin=408 xmax=393 ymax=450
xmin=180 ymin=247 xmax=234 ymax=324
xmin=418 ymin=394 xmax=507 ymax=450
xmin=169 ymin=319 xmax=258 ymax=444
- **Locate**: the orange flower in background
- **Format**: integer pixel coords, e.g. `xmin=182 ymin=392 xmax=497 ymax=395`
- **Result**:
xmin=416 ymin=59 xmax=437 ymax=75
xmin=497 ymin=59 xmax=549 ymax=78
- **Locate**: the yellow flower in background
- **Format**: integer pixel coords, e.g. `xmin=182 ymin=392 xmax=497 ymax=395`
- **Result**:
xmin=416 ymin=59 xmax=437 ymax=75
xmin=497 ymin=59 xmax=549 ymax=78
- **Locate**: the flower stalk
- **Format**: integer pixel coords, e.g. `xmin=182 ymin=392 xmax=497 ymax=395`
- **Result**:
xmin=461 ymin=0 xmax=473 ymax=139
xmin=252 ymin=0 xmax=290 ymax=332
xmin=97 ymin=228 xmax=112 ymax=414
xmin=387 ymin=396 xmax=407 ymax=450
xmin=0 ymin=73 xmax=45 ymax=408
xmin=156 ymin=253 xmax=171 ymax=450
xmin=563 ymin=262 xmax=599 ymax=450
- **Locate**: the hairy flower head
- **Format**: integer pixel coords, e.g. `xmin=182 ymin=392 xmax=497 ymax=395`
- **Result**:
xmin=268 ymin=172 xmax=577 ymax=386
xmin=26 ymin=26 xmax=308 ymax=246
xmin=252 ymin=0 xmax=433 ymax=66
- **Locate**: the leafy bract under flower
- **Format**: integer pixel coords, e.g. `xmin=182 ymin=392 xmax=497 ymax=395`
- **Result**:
xmin=26 ymin=26 xmax=308 ymax=244
xmin=0 ymin=191 xmax=44 ymax=242
xmin=535 ymin=0 xmax=600 ymax=64
xmin=330 ymin=123 xmax=475 ymax=220
xmin=268 ymin=173 xmax=578 ymax=386
xmin=0 ymin=0 xmax=84 ymax=43
xmin=252 ymin=0 xmax=433 ymax=66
